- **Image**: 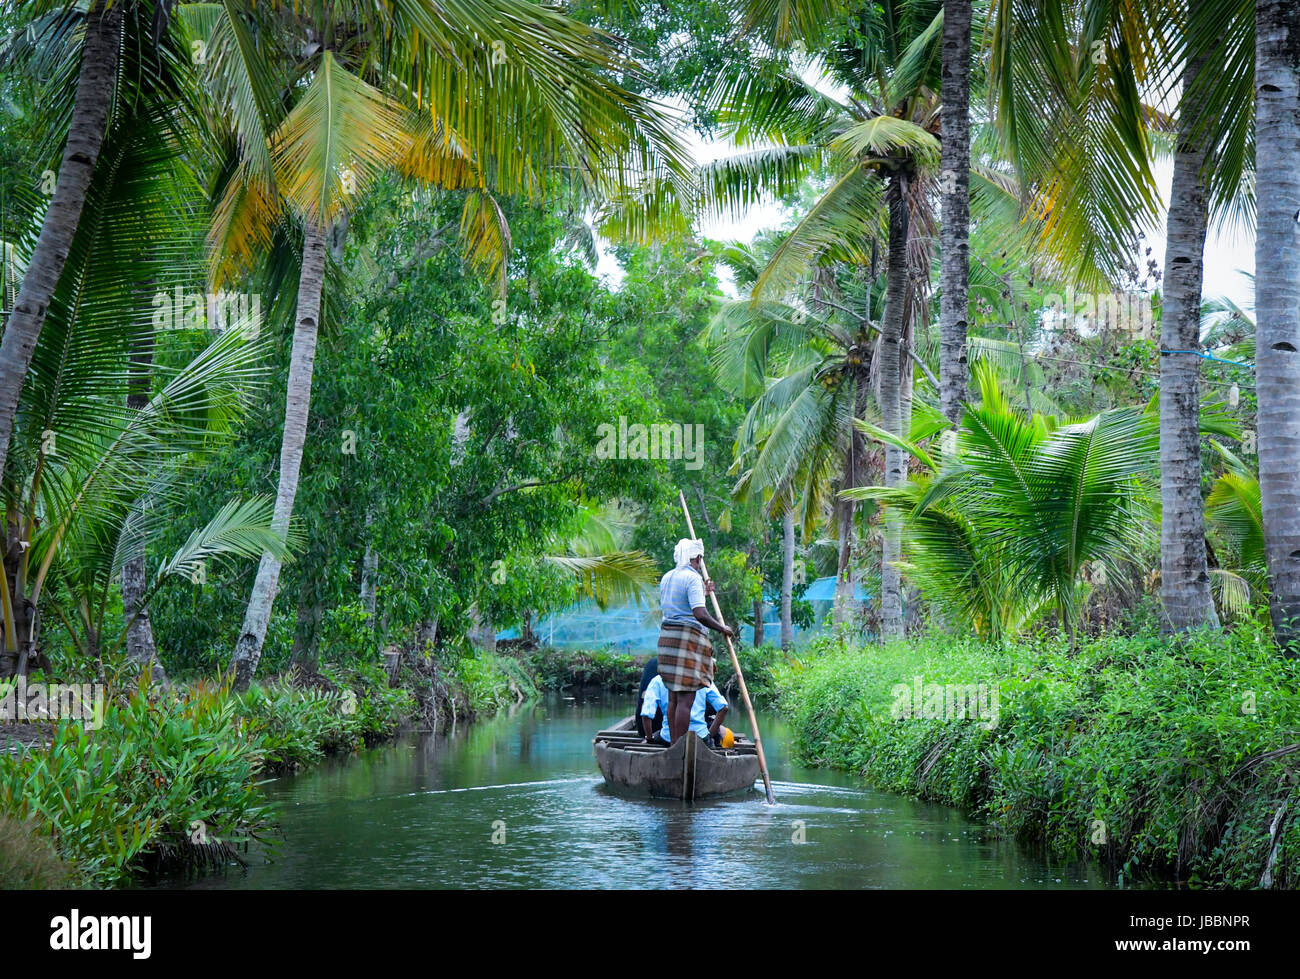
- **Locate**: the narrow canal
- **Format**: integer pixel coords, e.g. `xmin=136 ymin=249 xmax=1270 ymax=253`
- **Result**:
xmin=157 ymin=691 xmax=1110 ymax=889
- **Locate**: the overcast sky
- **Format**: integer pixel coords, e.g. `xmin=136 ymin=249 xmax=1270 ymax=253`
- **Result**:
xmin=595 ymin=84 xmax=1257 ymax=313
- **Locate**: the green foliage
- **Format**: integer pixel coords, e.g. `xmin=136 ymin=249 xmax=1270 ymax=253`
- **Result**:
xmin=714 ymin=642 xmax=788 ymax=706
xmin=234 ymin=681 xmax=358 ymax=772
xmin=1205 ymin=442 xmax=1268 ymax=622
xmin=706 ymin=547 xmax=763 ymax=634
xmin=449 ymin=650 xmax=537 ymax=713
xmin=775 ymin=627 xmax=1300 ymax=887
xmin=0 ymin=813 xmax=75 ymax=889
xmin=235 ymin=666 xmax=414 ymax=772
xmin=848 ymin=360 xmax=1157 ymax=640
xmin=522 ymin=646 xmax=642 ymax=691
xmin=0 ymin=686 xmax=272 ymax=887
xmin=0 ymin=665 xmax=416 ymax=885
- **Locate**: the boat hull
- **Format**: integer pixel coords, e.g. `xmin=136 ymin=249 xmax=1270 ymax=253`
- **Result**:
xmin=593 ymin=717 xmax=760 ymax=800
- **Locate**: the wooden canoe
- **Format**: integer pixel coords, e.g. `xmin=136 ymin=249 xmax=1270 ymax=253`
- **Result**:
xmin=593 ymin=716 xmax=761 ymax=800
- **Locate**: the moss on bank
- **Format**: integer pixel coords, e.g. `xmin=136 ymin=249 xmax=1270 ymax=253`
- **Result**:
xmin=773 ymin=627 xmax=1300 ymax=888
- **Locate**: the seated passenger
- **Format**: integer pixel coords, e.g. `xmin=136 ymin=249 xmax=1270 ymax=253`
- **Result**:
xmin=636 ymin=656 xmax=661 ymax=724
xmin=658 ymin=683 xmax=729 ymax=746
xmin=640 ymin=671 xmax=670 ymax=745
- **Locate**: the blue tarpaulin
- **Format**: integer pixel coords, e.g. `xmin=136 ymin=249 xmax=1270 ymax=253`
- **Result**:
xmin=798 ymin=575 xmax=871 ymax=602
xmin=497 ymin=577 xmax=869 ymax=652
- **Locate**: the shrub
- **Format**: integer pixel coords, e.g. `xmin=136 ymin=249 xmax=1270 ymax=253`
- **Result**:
xmin=0 ymin=813 xmax=75 ymax=888
xmin=451 ymin=651 xmax=537 ymax=713
xmin=714 ymin=642 xmax=788 ymax=707
xmin=0 ymin=685 xmax=272 ymax=887
xmin=522 ymin=646 xmax=641 ymax=691
xmin=774 ymin=625 xmax=1300 ymax=887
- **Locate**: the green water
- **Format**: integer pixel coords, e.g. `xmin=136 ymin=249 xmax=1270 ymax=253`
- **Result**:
xmin=156 ymin=691 xmax=1110 ymax=889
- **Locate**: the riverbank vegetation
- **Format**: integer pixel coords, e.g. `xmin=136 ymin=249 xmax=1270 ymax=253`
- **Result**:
xmin=775 ymin=629 xmax=1300 ymax=888
xmin=0 ymin=644 xmax=629 ymax=886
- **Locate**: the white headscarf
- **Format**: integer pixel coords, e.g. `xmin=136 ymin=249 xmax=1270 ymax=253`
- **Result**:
xmin=673 ymin=538 xmax=704 ymax=568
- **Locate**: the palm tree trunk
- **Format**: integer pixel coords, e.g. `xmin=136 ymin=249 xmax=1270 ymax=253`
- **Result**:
xmin=781 ymin=507 xmax=795 ymax=650
xmin=1255 ymin=0 xmax=1300 ymax=652
xmin=878 ymin=175 xmax=910 ymax=641
xmin=752 ymin=597 xmax=765 ymax=646
xmin=231 ymin=222 xmax=328 ymax=689
xmin=1159 ymin=12 xmax=1220 ymax=632
xmin=123 ymin=326 xmax=169 ymax=688
xmin=0 ymin=1 xmax=122 ymax=489
xmin=833 ymin=381 xmax=869 ymax=627
xmin=939 ymin=0 xmax=972 ymax=425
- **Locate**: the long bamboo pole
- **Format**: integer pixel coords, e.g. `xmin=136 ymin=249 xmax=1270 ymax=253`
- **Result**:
xmin=678 ymin=490 xmax=776 ymax=805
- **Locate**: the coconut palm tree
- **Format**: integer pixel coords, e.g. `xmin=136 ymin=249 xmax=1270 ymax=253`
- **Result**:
xmin=0 ymin=148 xmax=291 ymax=677
xmin=702 ymin=2 xmax=962 ymax=637
xmin=1253 ymin=0 xmax=1300 ymax=651
xmin=0 ymin=0 xmax=122 ymax=501
xmin=987 ymin=0 xmax=1257 ymax=633
xmin=0 ymin=0 xmax=194 ymax=547
xmin=183 ymin=0 xmax=691 ymax=687
xmin=1158 ymin=0 xmax=1220 ymax=632
xmin=711 ymin=241 xmax=812 ymax=648
xmin=846 ymin=360 xmax=1159 ymax=643
xmin=709 ymin=293 xmax=881 ymax=634
xmin=940 ymin=0 xmax=974 ymax=425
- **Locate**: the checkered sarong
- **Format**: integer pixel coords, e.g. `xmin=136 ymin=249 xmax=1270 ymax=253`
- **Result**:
xmin=657 ymin=621 xmax=714 ymax=692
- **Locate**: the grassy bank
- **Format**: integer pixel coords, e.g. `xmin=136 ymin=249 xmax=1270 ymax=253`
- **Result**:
xmin=773 ymin=627 xmax=1300 ymax=888
xmin=0 ymin=644 xmax=630 ymax=887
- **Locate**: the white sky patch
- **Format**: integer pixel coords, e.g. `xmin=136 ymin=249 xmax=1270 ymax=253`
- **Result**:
xmin=593 ymin=63 xmax=1255 ymax=312
xmin=1146 ymin=157 xmax=1255 ymax=310
xmin=594 ymin=57 xmax=846 ymax=298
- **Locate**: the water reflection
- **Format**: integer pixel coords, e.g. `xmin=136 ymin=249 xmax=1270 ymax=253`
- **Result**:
xmin=152 ymin=692 xmax=1109 ymax=890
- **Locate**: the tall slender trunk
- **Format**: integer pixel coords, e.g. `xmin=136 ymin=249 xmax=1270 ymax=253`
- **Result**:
xmin=359 ymin=543 xmax=378 ymax=624
xmin=360 ymin=509 xmax=379 ymax=627
xmin=416 ymin=617 xmax=438 ymax=655
xmin=781 ymin=507 xmax=795 ymax=650
xmin=833 ymin=377 xmax=869 ymax=627
xmin=940 ymin=0 xmax=972 ymax=425
xmin=470 ymin=604 xmax=496 ymax=654
xmin=231 ymin=222 xmax=328 ymax=689
xmin=752 ymin=597 xmax=765 ymax=647
xmin=1159 ymin=8 xmax=1219 ymax=632
xmin=878 ymin=175 xmax=910 ymax=641
xmin=1255 ymin=0 xmax=1300 ymax=652
xmin=123 ymin=325 xmax=169 ymax=688
xmin=0 ymin=1 xmax=122 ymax=487
xmin=289 ymin=578 xmax=322 ymax=671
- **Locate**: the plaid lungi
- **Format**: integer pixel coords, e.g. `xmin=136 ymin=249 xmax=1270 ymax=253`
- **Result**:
xmin=657 ymin=621 xmax=714 ymax=692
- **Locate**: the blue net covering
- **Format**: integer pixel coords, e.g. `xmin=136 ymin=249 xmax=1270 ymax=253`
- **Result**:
xmin=497 ymin=577 xmax=870 ymax=652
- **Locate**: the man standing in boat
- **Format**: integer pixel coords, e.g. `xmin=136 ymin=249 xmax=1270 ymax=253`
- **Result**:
xmin=658 ymin=539 xmax=734 ymax=743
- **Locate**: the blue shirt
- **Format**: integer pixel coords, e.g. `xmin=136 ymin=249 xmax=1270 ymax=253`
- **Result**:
xmin=655 ymin=684 xmax=728 ymax=743
xmin=640 ymin=675 xmax=669 ymax=731
xmin=660 ymin=565 xmax=706 ymax=626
